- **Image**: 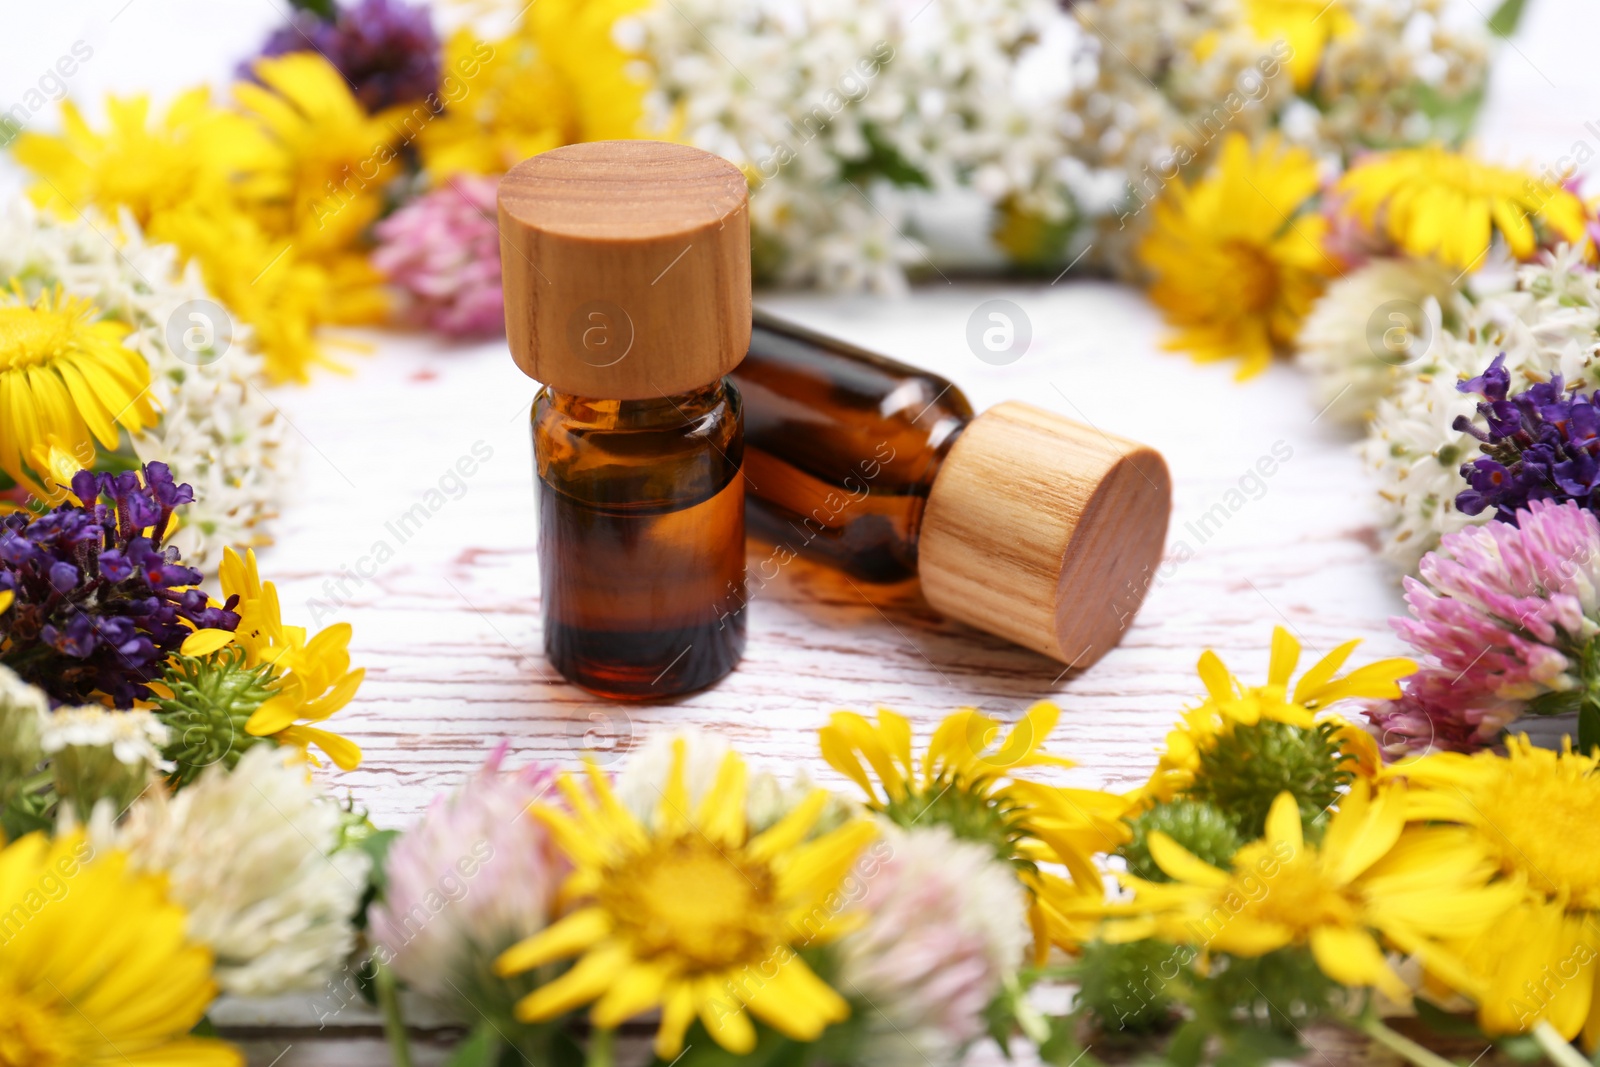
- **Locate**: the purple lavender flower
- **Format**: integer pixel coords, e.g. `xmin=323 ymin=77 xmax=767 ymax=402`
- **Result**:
xmin=0 ymin=463 xmax=239 ymax=708
xmin=1454 ymin=353 xmax=1600 ymax=523
xmin=252 ymin=0 xmax=440 ymax=112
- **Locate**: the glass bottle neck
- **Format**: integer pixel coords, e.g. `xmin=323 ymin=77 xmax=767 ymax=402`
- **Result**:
xmin=540 ymin=380 xmax=730 ymax=430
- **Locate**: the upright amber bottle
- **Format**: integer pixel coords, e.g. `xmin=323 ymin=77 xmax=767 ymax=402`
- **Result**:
xmin=499 ymin=142 xmax=751 ymax=699
xmin=734 ymin=310 xmax=1172 ymax=669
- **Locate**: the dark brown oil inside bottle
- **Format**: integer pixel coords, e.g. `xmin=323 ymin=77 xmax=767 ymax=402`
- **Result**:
xmin=733 ymin=311 xmax=973 ymax=582
xmin=534 ymin=381 xmax=746 ymax=699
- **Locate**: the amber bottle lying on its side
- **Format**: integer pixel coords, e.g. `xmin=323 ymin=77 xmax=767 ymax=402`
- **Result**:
xmin=733 ymin=310 xmax=1173 ymax=670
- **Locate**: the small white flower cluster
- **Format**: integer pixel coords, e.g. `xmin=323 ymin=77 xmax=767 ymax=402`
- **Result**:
xmin=1347 ymin=247 xmax=1600 ymax=571
xmin=633 ymin=0 xmax=1077 ymax=292
xmin=0 ymin=203 xmax=289 ymax=570
xmin=105 ymin=744 xmax=370 ymax=997
xmin=40 ymin=705 xmax=170 ymax=769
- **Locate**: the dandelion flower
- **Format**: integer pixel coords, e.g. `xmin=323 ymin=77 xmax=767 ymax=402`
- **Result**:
xmin=417 ymin=27 xmax=571 ymax=177
xmin=1392 ymin=736 xmax=1600 ymax=1044
xmin=1337 ymin=146 xmax=1589 ymax=271
xmin=183 ymin=547 xmax=364 ymax=770
xmin=0 ymin=285 xmax=157 ymax=495
xmin=1140 ymin=133 xmax=1335 ymax=378
xmin=0 ymin=830 xmax=241 ymax=1066
xmin=494 ymin=741 xmax=878 ymax=1058
xmin=821 ymin=703 xmax=1131 ymax=961
xmin=1101 ymin=785 xmax=1515 ymax=1000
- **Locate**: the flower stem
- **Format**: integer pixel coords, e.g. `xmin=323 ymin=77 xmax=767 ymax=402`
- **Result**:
xmin=374 ymin=962 xmax=414 ymax=1067
xmin=1357 ymin=1013 xmax=1461 ymax=1067
xmin=1532 ymin=1020 xmax=1591 ymax=1067
xmin=587 ymin=1027 xmax=615 ymax=1067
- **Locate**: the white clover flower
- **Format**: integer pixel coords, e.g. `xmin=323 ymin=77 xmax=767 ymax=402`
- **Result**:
xmin=105 ymin=744 xmax=369 ymax=996
xmin=0 ymin=202 xmax=289 ymax=570
xmin=1295 ymin=257 xmax=1464 ymax=426
xmin=1363 ymin=247 xmax=1600 ymax=572
xmin=0 ymin=666 xmax=47 ymax=793
xmin=833 ymin=822 xmax=1028 ymax=1067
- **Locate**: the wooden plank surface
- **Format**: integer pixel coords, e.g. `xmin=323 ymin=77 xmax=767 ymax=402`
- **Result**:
xmin=2 ymin=1 xmax=1596 ymax=1063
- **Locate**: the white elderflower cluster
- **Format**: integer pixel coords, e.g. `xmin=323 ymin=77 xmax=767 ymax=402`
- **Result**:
xmin=0 ymin=202 xmax=289 ymax=569
xmin=1362 ymin=247 xmax=1600 ymax=571
xmin=632 ymin=0 xmax=1077 ymax=292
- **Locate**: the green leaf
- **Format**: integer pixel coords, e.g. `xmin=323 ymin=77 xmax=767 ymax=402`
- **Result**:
xmin=1411 ymin=997 xmax=1487 ymax=1039
xmin=1580 ymin=698 xmax=1600 ymax=758
xmin=1165 ymin=1019 xmax=1209 ymax=1067
xmin=1487 ymin=0 xmax=1529 ymax=37
xmin=1498 ymin=1033 xmax=1546 ymax=1062
xmin=286 ymin=0 xmax=337 ymax=18
xmin=444 ymin=1024 xmax=502 ymax=1067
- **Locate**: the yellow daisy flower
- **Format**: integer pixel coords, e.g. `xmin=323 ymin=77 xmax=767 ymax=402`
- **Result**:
xmin=234 ymin=52 xmax=404 ymax=254
xmin=820 ymin=703 xmax=1133 ymax=961
xmin=1100 ymin=786 xmax=1516 ymax=1001
xmin=1242 ymin=0 xmax=1356 ymax=90
xmin=1140 ymin=133 xmax=1335 ymax=379
xmin=0 ymin=285 xmax=157 ymax=498
xmin=1391 ymin=736 xmax=1600 ymax=1045
xmin=182 ymin=547 xmax=363 ymax=771
xmin=419 ymin=28 xmax=572 ymax=177
xmin=494 ymin=741 xmax=878 ymax=1058
xmin=13 ymin=88 xmax=270 ymax=229
xmin=1337 ymin=145 xmax=1590 ymax=271
xmin=1141 ymin=627 xmax=1412 ymax=805
xmin=0 ymin=589 xmax=12 ymax=616
xmin=0 ymin=831 xmax=241 ymax=1067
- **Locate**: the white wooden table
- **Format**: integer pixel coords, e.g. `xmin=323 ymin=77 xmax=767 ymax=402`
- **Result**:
xmin=4 ymin=1 xmax=1596 ymax=1062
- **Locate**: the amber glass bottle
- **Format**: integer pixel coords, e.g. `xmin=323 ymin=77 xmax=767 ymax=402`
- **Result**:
xmin=499 ymin=142 xmax=751 ymax=699
xmin=737 ymin=311 xmax=972 ymax=583
xmin=734 ymin=310 xmax=1173 ymax=670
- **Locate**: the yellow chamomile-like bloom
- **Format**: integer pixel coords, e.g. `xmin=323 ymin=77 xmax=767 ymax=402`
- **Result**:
xmin=1391 ymin=736 xmax=1600 ymax=1046
xmin=821 ymin=703 xmax=1133 ymax=962
xmin=419 ymin=4 xmax=652 ymax=179
xmin=13 ymin=89 xmax=271 ymax=231
xmin=1140 ymin=133 xmax=1335 ymax=379
xmin=1337 ymin=145 xmax=1590 ymax=271
xmin=1101 ymin=786 xmax=1517 ymax=1001
xmin=0 ymin=831 xmax=242 ymax=1067
xmin=234 ymin=52 xmax=404 ymax=254
xmin=1141 ymin=627 xmax=1410 ymax=805
xmin=0 ymin=285 xmax=157 ymax=497
xmin=182 ymin=547 xmax=363 ymax=770
xmin=1242 ymin=0 xmax=1357 ymax=90
xmin=494 ymin=742 xmax=878 ymax=1058
xmin=13 ymin=62 xmax=391 ymax=386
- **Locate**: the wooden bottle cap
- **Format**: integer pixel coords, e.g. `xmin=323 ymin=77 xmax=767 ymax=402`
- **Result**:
xmin=498 ymin=141 xmax=752 ymax=400
xmin=917 ymin=402 xmax=1171 ymax=669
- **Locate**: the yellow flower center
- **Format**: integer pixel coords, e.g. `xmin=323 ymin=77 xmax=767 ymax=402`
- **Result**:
xmin=1222 ymin=241 xmax=1280 ymax=315
xmin=0 ymin=304 xmax=72 ymax=373
xmin=1223 ymin=840 xmax=1361 ymax=936
xmin=1478 ymin=759 xmax=1600 ymax=908
xmin=600 ymin=837 xmax=783 ymax=972
xmin=0 ymin=985 xmax=74 ymax=1067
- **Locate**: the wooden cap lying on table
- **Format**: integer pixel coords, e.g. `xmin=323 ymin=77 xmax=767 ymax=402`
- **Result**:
xmin=497 ymin=141 xmax=752 ymax=400
xmin=917 ymin=401 xmax=1171 ymax=669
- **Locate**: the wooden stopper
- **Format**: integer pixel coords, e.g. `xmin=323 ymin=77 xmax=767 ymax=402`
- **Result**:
xmin=498 ymin=141 xmax=752 ymax=400
xmin=918 ymin=402 xmax=1171 ymax=669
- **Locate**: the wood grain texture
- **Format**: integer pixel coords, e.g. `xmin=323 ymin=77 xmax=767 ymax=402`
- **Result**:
xmin=498 ymin=140 xmax=752 ymax=399
xmin=919 ymin=400 xmax=1172 ymax=667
